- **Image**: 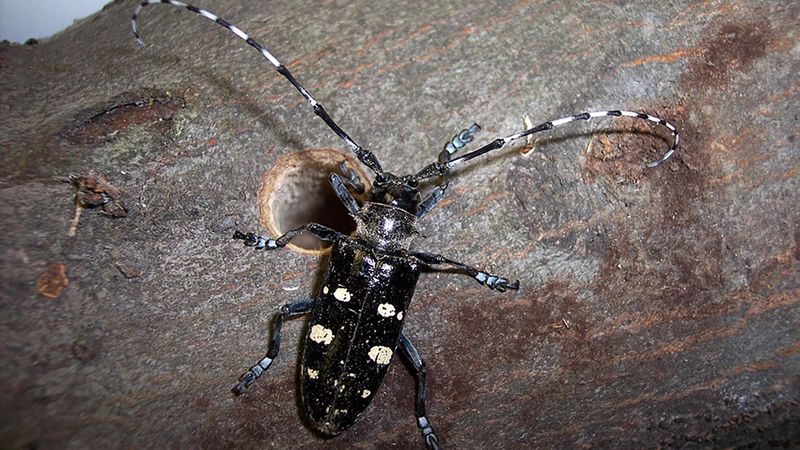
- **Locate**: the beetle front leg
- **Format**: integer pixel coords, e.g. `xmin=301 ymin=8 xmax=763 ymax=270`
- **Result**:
xmin=329 ymin=172 xmax=360 ymax=216
xmin=233 ymin=299 xmax=313 ymax=395
xmin=233 ymin=223 xmax=343 ymax=250
xmin=439 ymin=123 xmax=481 ymax=164
xmin=416 ymin=183 xmax=447 ymax=219
xmin=417 ymin=123 xmax=483 ymax=220
xmin=337 ymin=160 xmax=365 ymax=194
xmin=412 ymin=251 xmax=520 ymax=292
xmin=398 ymin=334 xmax=440 ymax=450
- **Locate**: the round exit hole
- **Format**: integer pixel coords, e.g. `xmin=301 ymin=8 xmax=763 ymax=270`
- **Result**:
xmin=258 ymin=148 xmax=370 ymax=255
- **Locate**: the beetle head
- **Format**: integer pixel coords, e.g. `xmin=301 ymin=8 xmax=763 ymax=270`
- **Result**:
xmin=368 ymin=172 xmax=421 ymax=215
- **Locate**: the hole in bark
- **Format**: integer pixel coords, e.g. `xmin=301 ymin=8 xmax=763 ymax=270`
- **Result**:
xmin=258 ymin=149 xmax=369 ymax=255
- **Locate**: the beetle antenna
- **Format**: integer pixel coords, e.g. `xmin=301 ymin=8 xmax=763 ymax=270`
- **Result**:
xmin=131 ymin=0 xmax=385 ymax=176
xmin=415 ymin=110 xmax=679 ymax=180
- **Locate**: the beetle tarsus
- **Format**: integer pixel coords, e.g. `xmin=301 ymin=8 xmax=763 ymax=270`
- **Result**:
xmin=439 ymin=122 xmax=481 ymax=164
xmin=232 ymin=371 xmax=257 ymax=395
xmin=234 ymin=230 xmax=278 ymax=249
xmin=425 ymin=432 xmax=440 ymax=450
xmin=421 ymin=123 xmax=482 ymax=216
xmin=484 ymin=276 xmax=520 ymax=292
xmin=418 ymin=416 xmax=439 ymax=450
xmin=338 ymin=160 xmax=366 ymax=194
xmin=234 ymin=359 xmax=269 ymax=394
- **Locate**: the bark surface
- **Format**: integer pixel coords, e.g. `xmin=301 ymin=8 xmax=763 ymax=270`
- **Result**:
xmin=1 ymin=1 xmax=798 ymax=448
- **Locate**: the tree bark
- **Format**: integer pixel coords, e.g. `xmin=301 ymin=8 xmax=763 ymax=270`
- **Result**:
xmin=1 ymin=1 xmax=797 ymax=448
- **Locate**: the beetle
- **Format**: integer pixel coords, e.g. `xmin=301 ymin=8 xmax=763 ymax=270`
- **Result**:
xmin=131 ymin=1 xmax=679 ymax=448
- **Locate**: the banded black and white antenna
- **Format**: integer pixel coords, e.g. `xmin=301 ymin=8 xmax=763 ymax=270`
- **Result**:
xmin=131 ymin=0 xmax=385 ymax=177
xmin=416 ymin=110 xmax=679 ymax=180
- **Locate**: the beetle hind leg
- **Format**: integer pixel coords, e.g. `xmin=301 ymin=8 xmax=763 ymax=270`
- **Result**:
xmin=399 ymin=334 xmax=441 ymax=450
xmin=232 ymin=300 xmax=312 ymax=395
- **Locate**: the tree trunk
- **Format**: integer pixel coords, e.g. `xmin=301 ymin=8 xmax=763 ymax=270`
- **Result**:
xmin=1 ymin=1 xmax=797 ymax=448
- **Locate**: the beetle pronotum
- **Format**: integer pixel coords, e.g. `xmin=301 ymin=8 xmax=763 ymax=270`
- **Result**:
xmin=131 ymin=1 xmax=679 ymax=448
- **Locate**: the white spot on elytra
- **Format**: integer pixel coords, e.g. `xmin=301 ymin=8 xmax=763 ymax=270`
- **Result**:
xmin=307 ymin=368 xmax=319 ymax=379
xmin=322 ymin=286 xmax=329 ymax=294
xmin=361 ymin=389 xmax=371 ymax=398
xmin=333 ymin=286 xmax=351 ymax=302
xmin=368 ymin=346 xmax=393 ymax=365
xmin=377 ymin=303 xmax=396 ymax=317
xmin=397 ymin=311 xmax=404 ymax=320
xmin=309 ymin=325 xmax=334 ymax=345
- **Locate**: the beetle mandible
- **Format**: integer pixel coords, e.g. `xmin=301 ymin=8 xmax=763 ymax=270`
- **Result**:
xmin=131 ymin=1 xmax=680 ymax=448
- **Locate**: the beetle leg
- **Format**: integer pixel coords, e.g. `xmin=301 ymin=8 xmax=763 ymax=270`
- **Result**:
xmin=329 ymin=172 xmax=360 ymax=216
xmin=438 ymin=123 xmax=481 ymax=164
xmin=416 ymin=183 xmax=448 ymax=219
xmin=232 ymin=300 xmax=313 ymax=395
xmin=233 ymin=223 xmax=343 ymax=250
xmin=417 ymin=124 xmax=482 ymax=220
xmin=412 ymin=252 xmax=520 ymax=292
xmin=398 ymin=334 xmax=440 ymax=450
xmin=337 ymin=161 xmax=365 ymax=194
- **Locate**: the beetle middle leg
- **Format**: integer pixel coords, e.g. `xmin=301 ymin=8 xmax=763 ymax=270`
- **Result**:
xmin=412 ymin=251 xmax=520 ymax=292
xmin=233 ymin=299 xmax=313 ymax=395
xmin=233 ymin=223 xmax=343 ymax=250
xmin=399 ymin=333 xmax=440 ymax=450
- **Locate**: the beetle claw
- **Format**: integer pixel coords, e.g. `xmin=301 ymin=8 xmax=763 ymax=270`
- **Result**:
xmin=233 ymin=230 xmax=257 ymax=245
xmin=425 ymin=433 xmax=440 ymax=450
xmin=244 ymin=233 xmax=260 ymax=246
xmin=232 ymin=371 xmax=257 ymax=395
xmin=485 ymin=276 xmax=520 ymax=292
xmin=503 ymin=279 xmax=521 ymax=291
xmin=233 ymin=230 xmax=277 ymax=249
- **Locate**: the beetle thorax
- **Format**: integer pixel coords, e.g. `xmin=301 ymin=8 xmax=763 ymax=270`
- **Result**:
xmin=354 ymin=202 xmax=417 ymax=252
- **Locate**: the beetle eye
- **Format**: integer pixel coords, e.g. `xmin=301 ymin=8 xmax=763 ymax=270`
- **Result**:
xmin=375 ymin=173 xmax=387 ymax=184
xmin=406 ymin=177 xmax=419 ymax=188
